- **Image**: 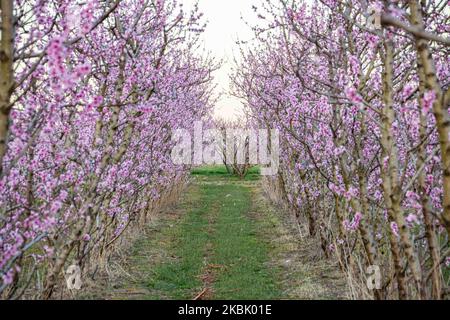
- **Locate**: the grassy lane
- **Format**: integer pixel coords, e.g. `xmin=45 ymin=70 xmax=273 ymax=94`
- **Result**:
xmin=144 ymin=184 xmax=214 ymax=299
xmin=89 ymin=166 xmax=346 ymax=300
xmin=111 ymin=182 xmax=209 ymax=300
xmin=211 ymin=184 xmax=279 ymax=299
xmin=146 ymin=168 xmax=279 ymax=299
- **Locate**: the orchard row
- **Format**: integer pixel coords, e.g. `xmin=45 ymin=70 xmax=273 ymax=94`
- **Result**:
xmin=235 ymin=0 xmax=450 ymax=299
xmin=0 ymin=0 xmax=215 ymax=299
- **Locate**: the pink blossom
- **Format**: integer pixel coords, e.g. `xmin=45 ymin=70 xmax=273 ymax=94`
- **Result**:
xmin=344 ymin=212 xmax=362 ymax=231
xmin=390 ymin=222 xmax=399 ymax=237
xmin=423 ymin=90 xmax=436 ymax=114
xmin=345 ymin=87 xmax=363 ymax=105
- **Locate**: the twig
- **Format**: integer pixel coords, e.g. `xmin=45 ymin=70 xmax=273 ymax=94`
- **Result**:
xmin=193 ymin=288 xmax=208 ymax=300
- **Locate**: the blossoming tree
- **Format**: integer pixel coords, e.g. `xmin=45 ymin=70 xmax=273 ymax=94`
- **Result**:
xmin=0 ymin=0 xmax=215 ymax=299
xmin=234 ymin=0 xmax=449 ymax=299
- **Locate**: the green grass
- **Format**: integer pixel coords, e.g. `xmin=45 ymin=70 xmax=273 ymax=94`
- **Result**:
xmin=144 ymin=166 xmax=280 ymax=299
xmin=144 ymin=186 xmax=216 ymax=299
xmin=191 ymin=165 xmax=261 ymax=181
xmin=83 ymin=165 xmax=345 ymax=300
xmin=191 ymin=165 xmax=230 ymax=175
xmin=212 ymin=184 xmax=280 ymax=299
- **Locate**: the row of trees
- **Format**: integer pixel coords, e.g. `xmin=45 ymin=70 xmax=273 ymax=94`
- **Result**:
xmin=235 ymin=0 xmax=449 ymax=299
xmin=0 ymin=0 xmax=215 ymax=299
xmin=215 ymin=119 xmax=255 ymax=179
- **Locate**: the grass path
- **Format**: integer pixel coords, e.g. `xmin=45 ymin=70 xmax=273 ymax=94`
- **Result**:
xmin=91 ymin=166 xmax=347 ymax=300
xmin=146 ymin=167 xmax=279 ymax=299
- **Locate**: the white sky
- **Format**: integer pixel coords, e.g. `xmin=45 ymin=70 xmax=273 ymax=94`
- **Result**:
xmin=183 ymin=0 xmax=257 ymax=120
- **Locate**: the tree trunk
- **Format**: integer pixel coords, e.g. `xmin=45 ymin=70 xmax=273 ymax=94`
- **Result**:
xmin=381 ymin=39 xmax=423 ymax=298
xmin=410 ymin=0 xmax=450 ymax=237
xmin=417 ymin=61 xmax=442 ymax=299
xmin=0 ymin=0 xmax=15 ymax=175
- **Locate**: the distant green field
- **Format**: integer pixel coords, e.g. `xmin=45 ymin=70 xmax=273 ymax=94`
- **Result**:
xmin=191 ymin=165 xmax=261 ymax=181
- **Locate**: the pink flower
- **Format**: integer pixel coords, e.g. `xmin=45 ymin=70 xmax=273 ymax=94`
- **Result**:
xmin=348 ymin=55 xmax=360 ymax=78
xmin=402 ymin=84 xmax=414 ymax=99
xmin=366 ymin=34 xmax=379 ymax=49
xmin=390 ymin=222 xmax=399 ymax=237
xmin=423 ymin=90 xmax=436 ymax=114
xmin=92 ymin=96 xmax=103 ymax=108
xmin=344 ymin=212 xmax=362 ymax=231
xmin=2 ymin=269 xmax=15 ymax=285
xmin=43 ymin=245 xmax=54 ymax=257
xmin=405 ymin=214 xmax=419 ymax=225
xmin=345 ymin=87 xmax=363 ymax=105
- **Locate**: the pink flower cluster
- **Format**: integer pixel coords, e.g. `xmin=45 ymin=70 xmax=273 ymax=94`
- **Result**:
xmin=235 ymin=0 xmax=449 ymax=299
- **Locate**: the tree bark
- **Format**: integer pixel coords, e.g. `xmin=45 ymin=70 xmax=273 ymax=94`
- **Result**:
xmin=381 ymin=39 xmax=423 ymax=298
xmin=417 ymin=62 xmax=442 ymax=299
xmin=0 ymin=0 xmax=14 ymax=175
xmin=410 ymin=0 xmax=450 ymax=237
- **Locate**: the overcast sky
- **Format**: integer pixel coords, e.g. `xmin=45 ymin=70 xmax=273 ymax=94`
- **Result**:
xmin=183 ymin=0 xmax=257 ymax=120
